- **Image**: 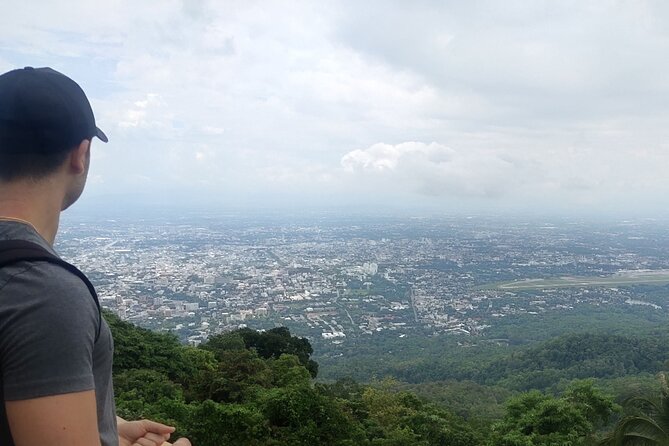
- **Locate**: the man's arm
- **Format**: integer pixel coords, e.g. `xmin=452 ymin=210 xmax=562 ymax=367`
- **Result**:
xmin=5 ymin=390 xmax=101 ymax=446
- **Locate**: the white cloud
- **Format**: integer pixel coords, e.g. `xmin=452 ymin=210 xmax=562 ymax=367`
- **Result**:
xmin=118 ymin=94 xmax=167 ymax=128
xmin=341 ymin=142 xmax=518 ymax=198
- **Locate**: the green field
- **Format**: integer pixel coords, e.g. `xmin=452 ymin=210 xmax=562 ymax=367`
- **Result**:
xmin=494 ymin=270 xmax=669 ymax=290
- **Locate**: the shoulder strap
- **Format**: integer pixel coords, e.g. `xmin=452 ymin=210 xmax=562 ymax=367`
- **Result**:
xmin=0 ymin=240 xmax=102 ymax=342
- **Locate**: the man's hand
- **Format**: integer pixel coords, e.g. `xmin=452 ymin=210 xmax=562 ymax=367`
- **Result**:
xmin=162 ymin=439 xmax=192 ymax=446
xmin=118 ymin=418 xmax=172 ymax=446
xmin=117 ymin=417 xmax=191 ymax=446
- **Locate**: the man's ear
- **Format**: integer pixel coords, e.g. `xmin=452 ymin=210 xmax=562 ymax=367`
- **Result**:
xmin=69 ymin=139 xmax=91 ymax=175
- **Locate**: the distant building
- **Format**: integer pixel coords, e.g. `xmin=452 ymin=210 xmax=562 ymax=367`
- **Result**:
xmin=255 ymin=307 xmax=269 ymax=317
xmin=362 ymin=262 xmax=378 ymax=275
xmin=184 ymin=302 xmax=200 ymax=312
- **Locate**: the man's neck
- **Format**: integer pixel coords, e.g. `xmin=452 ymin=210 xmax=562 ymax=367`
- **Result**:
xmin=0 ymin=179 xmax=64 ymax=246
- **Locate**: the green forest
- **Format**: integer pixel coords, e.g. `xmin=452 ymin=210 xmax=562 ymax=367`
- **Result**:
xmin=108 ymin=311 xmax=669 ymax=445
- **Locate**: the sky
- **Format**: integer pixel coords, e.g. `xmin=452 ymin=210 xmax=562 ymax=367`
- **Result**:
xmin=2 ymin=0 xmax=669 ymax=216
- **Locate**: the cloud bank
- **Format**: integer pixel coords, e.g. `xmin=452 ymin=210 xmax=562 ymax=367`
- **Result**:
xmin=2 ymin=0 xmax=669 ymax=215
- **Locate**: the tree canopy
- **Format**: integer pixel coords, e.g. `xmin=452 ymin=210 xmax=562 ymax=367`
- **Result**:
xmin=107 ymin=311 xmax=668 ymax=446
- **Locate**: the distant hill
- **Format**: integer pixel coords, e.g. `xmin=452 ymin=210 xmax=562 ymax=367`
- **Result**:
xmin=334 ymin=331 xmax=669 ymax=391
xmin=316 ymin=306 xmax=669 ymax=391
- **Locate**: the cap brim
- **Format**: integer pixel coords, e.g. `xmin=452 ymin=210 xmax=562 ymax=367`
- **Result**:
xmin=95 ymin=127 xmax=108 ymax=143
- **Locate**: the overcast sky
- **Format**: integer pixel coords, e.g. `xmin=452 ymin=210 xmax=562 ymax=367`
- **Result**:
xmin=3 ymin=0 xmax=669 ymax=216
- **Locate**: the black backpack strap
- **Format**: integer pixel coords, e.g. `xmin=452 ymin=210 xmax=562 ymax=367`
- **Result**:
xmin=0 ymin=240 xmax=102 ymax=342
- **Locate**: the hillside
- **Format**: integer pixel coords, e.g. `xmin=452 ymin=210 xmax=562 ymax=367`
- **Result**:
xmin=107 ymin=312 xmax=481 ymax=445
xmin=107 ymin=311 xmax=668 ymax=445
xmin=316 ymin=306 xmax=669 ymax=391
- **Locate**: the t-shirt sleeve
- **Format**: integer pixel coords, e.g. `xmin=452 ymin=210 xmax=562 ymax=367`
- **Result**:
xmin=0 ymin=261 xmax=99 ymax=400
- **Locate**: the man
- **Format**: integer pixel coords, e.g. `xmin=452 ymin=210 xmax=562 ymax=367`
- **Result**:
xmin=0 ymin=67 xmax=191 ymax=446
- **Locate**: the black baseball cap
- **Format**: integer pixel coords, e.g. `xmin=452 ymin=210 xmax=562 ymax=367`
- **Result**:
xmin=0 ymin=66 xmax=108 ymax=154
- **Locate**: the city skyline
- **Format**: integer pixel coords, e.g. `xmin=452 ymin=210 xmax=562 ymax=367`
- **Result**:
xmin=56 ymin=213 xmax=669 ymax=350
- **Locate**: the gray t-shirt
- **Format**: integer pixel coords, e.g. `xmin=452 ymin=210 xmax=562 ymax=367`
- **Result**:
xmin=0 ymin=220 xmax=117 ymax=446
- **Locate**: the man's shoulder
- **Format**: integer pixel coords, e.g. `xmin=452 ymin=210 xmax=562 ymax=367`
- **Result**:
xmin=0 ymin=221 xmax=100 ymax=334
xmin=0 ymin=220 xmax=82 ymax=291
xmin=0 ymin=259 xmax=92 ymax=306
xmin=0 ymin=259 xmax=100 ymax=350
xmin=0 ymin=220 xmax=56 ymax=255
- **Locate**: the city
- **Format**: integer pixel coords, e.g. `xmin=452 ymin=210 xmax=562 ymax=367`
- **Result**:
xmin=56 ymin=214 xmax=669 ymax=348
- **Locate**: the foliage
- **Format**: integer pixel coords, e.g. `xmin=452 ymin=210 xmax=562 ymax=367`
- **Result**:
xmin=107 ymin=312 xmax=482 ymax=445
xmin=203 ymin=327 xmax=319 ymax=378
xmin=600 ymin=374 xmax=669 ymax=446
xmin=107 ymin=311 xmax=193 ymax=379
xmin=318 ymin=325 xmax=669 ymax=395
xmin=316 ymin=308 xmax=669 ymax=391
xmin=360 ymin=380 xmax=483 ymax=446
xmin=109 ymin=311 xmax=669 ymax=446
xmin=490 ymin=381 xmax=618 ymax=446
xmin=398 ymin=380 xmax=512 ymax=423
